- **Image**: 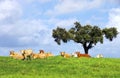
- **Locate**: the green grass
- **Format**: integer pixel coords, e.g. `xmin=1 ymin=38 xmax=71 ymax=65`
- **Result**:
xmin=0 ymin=56 xmax=120 ymax=78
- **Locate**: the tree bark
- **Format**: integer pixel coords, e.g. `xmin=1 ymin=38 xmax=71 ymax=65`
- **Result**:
xmin=83 ymin=43 xmax=89 ymax=54
xmin=84 ymin=48 xmax=88 ymax=54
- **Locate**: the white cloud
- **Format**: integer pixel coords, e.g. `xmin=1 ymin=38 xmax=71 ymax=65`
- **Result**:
xmin=11 ymin=19 xmax=47 ymax=36
xmin=106 ymin=8 xmax=120 ymax=43
xmin=24 ymin=0 xmax=51 ymax=4
xmin=106 ymin=8 xmax=120 ymax=32
xmin=55 ymin=19 xmax=78 ymax=28
xmin=108 ymin=0 xmax=120 ymax=5
xmin=99 ymin=8 xmax=120 ymax=58
xmin=16 ymin=20 xmax=51 ymax=45
xmin=0 ymin=0 xmax=22 ymax=24
xmin=0 ymin=19 xmax=53 ymax=47
xmin=46 ymin=0 xmax=103 ymax=16
xmin=47 ymin=18 xmax=78 ymax=29
xmin=38 ymin=0 xmax=52 ymax=3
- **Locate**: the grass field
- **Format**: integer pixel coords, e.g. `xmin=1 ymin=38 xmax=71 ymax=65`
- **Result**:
xmin=0 ymin=56 xmax=120 ymax=78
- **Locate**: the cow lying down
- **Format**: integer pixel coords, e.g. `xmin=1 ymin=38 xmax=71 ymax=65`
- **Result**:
xmin=60 ymin=52 xmax=71 ymax=58
xmin=10 ymin=50 xmax=24 ymax=60
xmin=32 ymin=50 xmax=54 ymax=59
xmin=75 ymin=52 xmax=91 ymax=58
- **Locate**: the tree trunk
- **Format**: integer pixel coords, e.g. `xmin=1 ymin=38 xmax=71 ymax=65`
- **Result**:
xmin=83 ymin=43 xmax=89 ymax=54
xmin=84 ymin=47 xmax=88 ymax=54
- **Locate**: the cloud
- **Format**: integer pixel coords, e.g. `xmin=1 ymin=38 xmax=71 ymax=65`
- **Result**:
xmin=99 ymin=8 xmax=120 ymax=58
xmin=0 ymin=19 xmax=52 ymax=47
xmin=38 ymin=0 xmax=52 ymax=3
xmin=45 ymin=0 xmax=103 ymax=16
xmin=108 ymin=0 xmax=120 ymax=5
xmin=106 ymin=8 xmax=120 ymax=32
xmin=0 ymin=0 xmax=22 ymax=24
xmin=0 ymin=0 xmax=78 ymax=50
xmin=24 ymin=0 xmax=52 ymax=4
xmin=55 ymin=19 xmax=78 ymax=28
xmin=46 ymin=18 xmax=78 ymax=29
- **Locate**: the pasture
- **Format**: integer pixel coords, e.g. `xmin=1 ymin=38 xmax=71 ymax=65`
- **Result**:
xmin=0 ymin=56 xmax=120 ymax=78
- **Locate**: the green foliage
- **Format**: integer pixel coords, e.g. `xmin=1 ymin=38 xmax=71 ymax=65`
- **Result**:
xmin=52 ymin=22 xmax=118 ymax=54
xmin=52 ymin=27 xmax=71 ymax=45
xmin=71 ymin=25 xmax=103 ymax=45
xmin=102 ymin=27 xmax=118 ymax=41
xmin=0 ymin=56 xmax=120 ymax=78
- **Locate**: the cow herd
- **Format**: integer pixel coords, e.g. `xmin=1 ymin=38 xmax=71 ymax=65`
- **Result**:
xmin=9 ymin=49 xmax=104 ymax=60
xmin=10 ymin=49 xmax=54 ymax=60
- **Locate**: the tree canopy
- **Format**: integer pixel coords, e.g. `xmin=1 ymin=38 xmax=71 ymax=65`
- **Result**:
xmin=52 ymin=22 xmax=118 ymax=54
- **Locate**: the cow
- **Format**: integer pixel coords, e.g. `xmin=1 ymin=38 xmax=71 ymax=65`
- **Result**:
xmin=60 ymin=52 xmax=71 ymax=58
xmin=71 ymin=52 xmax=78 ymax=57
xmin=31 ymin=53 xmax=39 ymax=59
xmin=39 ymin=50 xmax=45 ymax=54
xmin=20 ymin=49 xmax=33 ymax=60
xmin=75 ymin=52 xmax=91 ymax=58
xmin=96 ymin=54 xmax=104 ymax=58
xmin=45 ymin=52 xmax=54 ymax=58
xmin=10 ymin=50 xmax=24 ymax=60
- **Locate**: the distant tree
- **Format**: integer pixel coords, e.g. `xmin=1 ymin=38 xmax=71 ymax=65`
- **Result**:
xmin=52 ymin=22 xmax=118 ymax=54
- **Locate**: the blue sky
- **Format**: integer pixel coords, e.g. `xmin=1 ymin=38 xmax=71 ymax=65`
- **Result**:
xmin=0 ymin=0 xmax=120 ymax=58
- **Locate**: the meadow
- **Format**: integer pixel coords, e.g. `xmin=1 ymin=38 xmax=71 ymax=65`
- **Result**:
xmin=0 ymin=56 xmax=120 ymax=78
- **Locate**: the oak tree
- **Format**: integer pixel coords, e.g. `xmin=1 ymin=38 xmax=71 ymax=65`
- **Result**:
xmin=52 ymin=22 xmax=118 ymax=54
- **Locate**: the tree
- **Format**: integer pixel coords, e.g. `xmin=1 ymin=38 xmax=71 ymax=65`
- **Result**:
xmin=52 ymin=22 xmax=118 ymax=54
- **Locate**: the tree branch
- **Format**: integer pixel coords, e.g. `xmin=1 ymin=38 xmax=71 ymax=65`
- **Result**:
xmin=88 ymin=41 xmax=93 ymax=49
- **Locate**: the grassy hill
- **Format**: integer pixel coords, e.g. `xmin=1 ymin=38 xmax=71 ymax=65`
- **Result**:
xmin=0 ymin=56 xmax=120 ymax=78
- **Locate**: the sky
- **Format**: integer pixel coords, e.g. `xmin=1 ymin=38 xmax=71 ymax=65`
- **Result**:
xmin=0 ymin=0 xmax=120 ymax=58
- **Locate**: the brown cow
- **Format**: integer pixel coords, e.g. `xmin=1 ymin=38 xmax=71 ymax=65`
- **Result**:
xmin=75 ymin=52 xmax=91 ymax=58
